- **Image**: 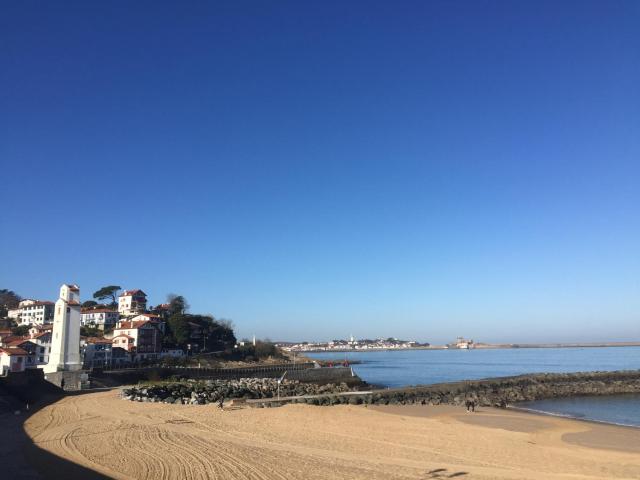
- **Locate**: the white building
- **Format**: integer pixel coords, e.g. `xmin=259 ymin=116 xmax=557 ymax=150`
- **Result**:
xmin=0 ymin=347 xmax=28 ymax=375
xmin=30 ymin=330 xmax=52 ymax=366
xmin=16 ymin=301 xmax=55 ymax=326
xmin=118 ymin=289 xmax=147 ymax=316
xmin=44 ymin=284 xmax=82 ymax=373
xmin=81 ymin=308 xmax=119 ymax=329
xmin=112 ymin=319 xmax=162 ymax=359
xmin=83 ymin=338 xmax=115 ymax=369
xmin=119 ymin=313 xmax=165 ymax=333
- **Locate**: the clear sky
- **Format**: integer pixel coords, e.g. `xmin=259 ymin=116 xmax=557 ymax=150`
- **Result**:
xmin=1 ymin=1 xmax=639 ymax=344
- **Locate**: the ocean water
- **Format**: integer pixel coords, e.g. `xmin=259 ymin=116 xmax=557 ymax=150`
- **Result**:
xmin=517 ymin=394 xmax=640 ymax=427
xmin=307 ymin=347 xmax=640 ymax=426
xmin=306 ymin=347 xmax=640 ymax=388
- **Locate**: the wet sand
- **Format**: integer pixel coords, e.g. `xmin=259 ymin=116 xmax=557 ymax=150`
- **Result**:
xmin=22 ymin=389 xmax=640 ymax=479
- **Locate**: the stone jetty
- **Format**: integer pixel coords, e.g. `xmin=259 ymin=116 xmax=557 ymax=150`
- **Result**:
xmin=122 ymin=370 xmax=640 ymax=407
xmin=122 ymin=378 xmax=351 ymax=405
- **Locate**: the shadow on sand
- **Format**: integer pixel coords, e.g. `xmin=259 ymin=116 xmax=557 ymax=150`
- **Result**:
xmin=0 ymin=386 xmax=111 ymax=480
xmin=425 ymin=468 xmax=469 ymax=478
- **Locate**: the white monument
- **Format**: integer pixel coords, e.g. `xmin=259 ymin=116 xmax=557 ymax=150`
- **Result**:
xmin=44 ymin=284 xmax=82 ymax=373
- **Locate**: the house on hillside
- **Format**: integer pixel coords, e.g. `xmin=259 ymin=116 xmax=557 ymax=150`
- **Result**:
xmin=112 ymin=320 xmax=162 ymax=361
xmin=122 ymin=313 xmax=165 ymax=333
xmin=81 ymin=308 xmax=119 ymax=329
xmin=150 ymin=303 xmax=171 ymax=319
xmin=5 ymin=339 xmax=38 ymax=368
xmin=29 ymin=329 xmax=52 ymax=366
xmin=0 ymin=347 xmax=29 ymax=375
xmin=16 ymin=300 xmax=55 ymax=326
xmin=83 ymin=338 xmax=116 ymax=368
xmin=118 ymin=290 xmax=147 ymax=316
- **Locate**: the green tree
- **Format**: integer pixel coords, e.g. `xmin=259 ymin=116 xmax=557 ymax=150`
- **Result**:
xmin=166 ymin=314 xmax=190 ymax=346
xmin=167 ymin=294 xmax=189 ymax=316
xmin=11 ymin=325 xmax=30 ymax=336
xmin=93 ymin=285 xmax=121 ymax=306
xmin=0 ymin=289 xmax=21 ymax=318
xmin=82 ymin=300 xmax=98 ymax=308
xmin=80 ymin=325 xmax=103 ymax=337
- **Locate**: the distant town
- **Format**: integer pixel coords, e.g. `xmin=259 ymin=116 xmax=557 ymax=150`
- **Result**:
xmin=277 ymin=336 xmax=640 ymax=352
xmin=278 ymin=336 xmax=477 ymax=352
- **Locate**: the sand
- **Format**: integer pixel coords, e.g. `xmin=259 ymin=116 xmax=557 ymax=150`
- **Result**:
xmin=21 ymin=389 xmax=640 ymax=480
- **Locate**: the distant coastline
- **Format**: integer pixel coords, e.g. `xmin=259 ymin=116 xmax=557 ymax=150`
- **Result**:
xmin=296 ymin=341 xmax=640 ymax=353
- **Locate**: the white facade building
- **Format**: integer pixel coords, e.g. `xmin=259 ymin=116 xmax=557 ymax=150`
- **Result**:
xmin=30 ymin=330 xmax=52 ymax=366
xmin=16 ymin=301 xmax=55 ymax=326
xmin=44 ymin=284 xmax=82 ymax=373
xmin=118 ymin=289 xmax=147 ymax=316
xmin=81 ymin=309 xmax=119 ymax=328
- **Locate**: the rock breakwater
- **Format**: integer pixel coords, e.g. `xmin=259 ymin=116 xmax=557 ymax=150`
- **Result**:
xmin=362 ymin=370 xmax=640 ymax=408
xmin=122 ymin=378 xmax=351 ymax=405
xmin=122 ymin=370 xmax=640 ymax=408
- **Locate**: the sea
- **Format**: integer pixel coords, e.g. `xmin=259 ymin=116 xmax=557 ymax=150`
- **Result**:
xmin=307 ymin=346 xmax=640 ymax=427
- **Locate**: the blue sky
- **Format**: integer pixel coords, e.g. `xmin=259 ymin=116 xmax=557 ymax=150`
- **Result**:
xmin=1 ymin=1 xmax=639 ymax=344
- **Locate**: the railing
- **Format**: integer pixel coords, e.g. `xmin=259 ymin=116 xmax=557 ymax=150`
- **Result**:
xmin=100 ymin=362 xmax=315 ymax=375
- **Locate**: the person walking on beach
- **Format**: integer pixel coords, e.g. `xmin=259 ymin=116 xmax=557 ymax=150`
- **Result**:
xmin=218 ymin=397 xmax=224 ymax=410
xmin=465 ymin=399 xmax=476 ymax=412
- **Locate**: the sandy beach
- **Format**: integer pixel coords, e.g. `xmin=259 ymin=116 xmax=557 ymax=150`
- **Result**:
xmin=19 ymin=389 xmax=640 ymax=480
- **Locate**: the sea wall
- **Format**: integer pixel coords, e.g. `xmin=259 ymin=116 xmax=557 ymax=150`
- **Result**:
xmin=121 ymin=369 xmax=640 ymax=408
xmin=122 ymin=378 xmax=352 ymax=404
xmin=259 ymin=370 xmax=640 ymax=407
xmin=43 ymin=371 xmax=89 ymax=391
xmin=361 ymin=370 xmax=640 ymax=407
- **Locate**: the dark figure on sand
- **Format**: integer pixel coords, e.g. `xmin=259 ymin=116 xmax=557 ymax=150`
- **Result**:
xmin=218 ymin=397 xmax=224 ymax=410
xmin=465 ymin=399 xmax=476 ymax=412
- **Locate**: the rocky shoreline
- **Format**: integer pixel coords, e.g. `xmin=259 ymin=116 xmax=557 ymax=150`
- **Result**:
xmin=122 ymin=370 xmax=640 ymax=408
xmin=122 ymin=378 xmax=351 ymax=405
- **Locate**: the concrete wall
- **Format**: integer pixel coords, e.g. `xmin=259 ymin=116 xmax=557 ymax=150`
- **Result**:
xmin=43 ymin=371 xmax=89 ymax=391
xmin=287 ymin=367 xmax=359 ymax=385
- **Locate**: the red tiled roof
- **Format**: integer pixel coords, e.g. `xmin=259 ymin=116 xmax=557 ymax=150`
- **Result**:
xmin=116 ymin=320 xmax=156 ymax=329
xmin=85 ymin=337 xmax=112 ymax=344
xmin=33 ymin=331 xmax=51 ymax=339
xmin=6 ymin=339 xmax=32 ymax=347
xmin=119 ymin=289 xmax=146 ymax=297
xmin=112 ymin=334 xmax=134 ymax=340
xmin=1 ymin=336 xmax=24 ymax=344
xmin=0 ymin=347 xmax=28 ymax=356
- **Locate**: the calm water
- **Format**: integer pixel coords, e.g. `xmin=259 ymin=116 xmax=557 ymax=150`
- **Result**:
xmin=518 ymin=394 xmax=640 ymax=427
xmin=307 ymin=347 xmax=640 ymax=426
xmin=307 ymin=347 xmax=640 ymax=387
